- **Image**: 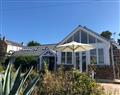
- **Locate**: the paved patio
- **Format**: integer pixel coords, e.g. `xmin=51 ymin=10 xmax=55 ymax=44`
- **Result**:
xmin=99 ymin=83 xmax=120 ymax=95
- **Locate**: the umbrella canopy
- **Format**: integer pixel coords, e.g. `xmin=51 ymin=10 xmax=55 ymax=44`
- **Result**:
xmin=56 ymin=41 xmax=95 ymax=69
xmin=57 ymin=41 xmax=95 ymax=52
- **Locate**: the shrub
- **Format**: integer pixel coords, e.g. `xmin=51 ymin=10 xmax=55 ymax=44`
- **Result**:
xmin=14 ymin=56 xmax=38 ymax=72
xmin=0 ymin=65 xmax=5 ymax=72
xmin=39 ymin=66 xmax=105 ymax=95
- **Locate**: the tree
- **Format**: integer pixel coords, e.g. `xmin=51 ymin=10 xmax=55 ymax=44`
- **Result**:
xmin=118 ymin=33 xmax=120 ymax=45
xmin=0 ymin=40 xmax=7 ymax=63
xmin=27 ymin=40 xmax=40 ymax=46
xmin=100 ymin=31 xmax=112 ymax=39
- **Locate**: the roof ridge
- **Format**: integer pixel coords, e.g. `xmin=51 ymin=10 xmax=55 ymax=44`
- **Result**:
xmin=6 ymin=40 xmax=23 ymax=47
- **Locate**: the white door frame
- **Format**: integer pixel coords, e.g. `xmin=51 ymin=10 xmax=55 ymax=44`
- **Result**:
xmin=39 ymin=49 xmax=57 ymax=71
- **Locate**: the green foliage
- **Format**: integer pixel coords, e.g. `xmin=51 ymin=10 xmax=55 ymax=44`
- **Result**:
xmin=100 ymin=31 xmax=112 ymax=39
xmin=27 ymin=41 xmax=40 ymax=46
xmin=14 ymin=56 xmax=37 ymax=71
xmin=0 ymin=65 xmax=5 ymax=72
xmin=0 ymin=63 xmax=39 ymax=95
xmin=0 ymin=40 xmax=6 ymax=62
xmin=38 ymin=66 xmax=105 ymax=95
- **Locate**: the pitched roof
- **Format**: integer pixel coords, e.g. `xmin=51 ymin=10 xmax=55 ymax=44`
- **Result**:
xmin=12 ymin=44 xmax=57 ymax=57
xmin=112 ymin=42 xmax=120 ymax=49
xmin=6 ymin=40 xmax=23 ymax=47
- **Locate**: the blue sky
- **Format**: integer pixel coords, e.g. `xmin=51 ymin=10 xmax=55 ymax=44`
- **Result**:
xmin=0 ymin=0 xmax=120 ymax=44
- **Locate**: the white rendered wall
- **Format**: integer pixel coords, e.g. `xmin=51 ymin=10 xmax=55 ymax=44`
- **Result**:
xmin=7 ymin=45 xmax=22 ymax=53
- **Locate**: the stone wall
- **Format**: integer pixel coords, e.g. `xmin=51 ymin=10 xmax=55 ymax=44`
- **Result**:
xmin=88 ymin=65 xmax=114 ymax=79
xmin=115 ymin=64 xmax=120 ymax=79
xmin=88 ymin=64 xmax=120 ymax=79
xmin=113 ymin=49 xmax=120 ymax=64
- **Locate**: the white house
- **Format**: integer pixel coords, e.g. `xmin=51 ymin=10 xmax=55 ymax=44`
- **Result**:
xmin=56 ymin=25 xmax=111 ymax=72
xmin=6 ymin=40 xmax=23 ymax=53
xmin=0 ymin=37 xmax=23 ymax=56
xmin=12 ymin=25 xmax=120 ymax=75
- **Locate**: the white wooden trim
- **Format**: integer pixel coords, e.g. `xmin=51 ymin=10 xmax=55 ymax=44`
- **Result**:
xmin=86 ymin=51 xmax=89 ymax=72
xmin=96 ymin=40 xmax=98 ymax=65
xmin=40 ymin=49 xmax=56 ymax=57
xmin=80 ymin=30 xmax=81 ymax=43
xmin=79 ymin=52 xmax=82 ymax=72
xmin=39 ymin=56 xmax=42 ymax=70
xmin=59 ymin=26 xmax=80 ymax=45
xmin=58 ymin=26 xmax=110 ymax=45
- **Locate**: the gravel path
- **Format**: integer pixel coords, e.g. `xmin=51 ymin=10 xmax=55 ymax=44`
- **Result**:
xmin=99 ymin=83 xmax=120 ymax=95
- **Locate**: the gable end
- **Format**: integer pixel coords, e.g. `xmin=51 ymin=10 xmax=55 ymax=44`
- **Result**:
xmin=58 ymin=26 xmax=110 ymax=45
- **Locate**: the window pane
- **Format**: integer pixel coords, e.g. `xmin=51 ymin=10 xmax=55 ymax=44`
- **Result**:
xmin=90 ymin=49 xmax=97 ymax=64
xmin=90 ymin=49 xmax=96 ymax=55
xmin=98 ymin=48 xmax=104 ymax=55
xmin=81 ymin=31 xmax=87 ymax=43
xmin=76 ymin=52 xmax=80 ymax=69
xmin=61 ymin=52 xmax=65 ymax=64
xmin=74 ymin=31 xmax=80 ymax=42
xmin=67 ymin=52 xmax=72 ymax=64
xmin=67 ymin=36 xmax=73 ymax=43
xmin=98 ymin=48 xmax=104 ymax=64
xmin=82 ymin=52 xmax=86 ymax=72
xmin=82 ymin=51 xmax=86 ymax=56
xmin=97 ymin=39 xmax=102 ymax=43
xmin=89 ymin=35 xmax=96 ymax=43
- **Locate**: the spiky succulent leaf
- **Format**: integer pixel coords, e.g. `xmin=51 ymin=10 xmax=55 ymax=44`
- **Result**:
xmin=9 ymin=65 xmax=13 ymax=91
xmin=1 ymin=63 xmax=39 ymax=95
xmin=3 ymin=63 xmax=12 ymax=95
xmin=23 ymin=76 xmax=39 ymax=95
xmin=9 ymin=66 xmax=23 ymax=95
xmin=23 ymin=67 xmax=33 ymax=84
xmin=17 ymin=67 xmax=33 ymax=94
xmin=0 ymin=79 xmax=3 ymax=95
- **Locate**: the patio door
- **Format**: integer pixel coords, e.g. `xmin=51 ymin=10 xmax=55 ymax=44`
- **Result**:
xmin=49 ymin=56 xmax=55 ymax=71
xmin=42 ymin=56 xmax=55 ymax=71
xmin=82 ymin=52 xmax=87 ymax=72
xmin=76 ymin=52 xmax=80 ymax=69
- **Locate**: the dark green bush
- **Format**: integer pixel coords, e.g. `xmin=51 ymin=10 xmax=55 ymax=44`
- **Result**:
xmin=0 ymin=65 xmax=5 ymax=72
xmin=14 ymin=56 xmax=38 ymax=72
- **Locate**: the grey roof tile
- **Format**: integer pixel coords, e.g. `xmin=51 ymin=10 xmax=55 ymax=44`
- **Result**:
xmin=12 ymin=44 xmax=57 ymax=57
xmin=6 ymin=40 xmax=23 ymax=47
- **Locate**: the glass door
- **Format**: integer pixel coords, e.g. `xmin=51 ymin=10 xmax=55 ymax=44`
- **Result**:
xmin=82 ymin=52 xmax=86 ymax=72
xmin=76 ymin=52 xmax=80 ymax=69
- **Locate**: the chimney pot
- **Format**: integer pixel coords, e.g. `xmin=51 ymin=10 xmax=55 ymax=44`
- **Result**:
xmin=3 ymin=36 xmax=5 ymax=41
xmin=118 ymin=39 xmax=120 ymax=45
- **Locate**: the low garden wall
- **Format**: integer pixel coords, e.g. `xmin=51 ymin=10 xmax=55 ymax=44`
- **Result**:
xmin=88 ymin=65 xmax=114 ymax=79
xmin=115 ymin=64 xmax=120 ymax=79
xmin=88 ymin=64 xmax=120 ymax=79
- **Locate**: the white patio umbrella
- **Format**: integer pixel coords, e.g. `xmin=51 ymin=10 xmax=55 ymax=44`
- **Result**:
xmin=57 ymin=41 xmax=95 ymax=68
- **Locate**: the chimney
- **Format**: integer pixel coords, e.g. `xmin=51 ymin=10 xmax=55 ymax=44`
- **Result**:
xmin=118 ymin=39 xmax=120 ymax=45
xmin=21 ymin=42 xmax=24 ymax=45
xmin=0 ymin=34 xmax=1 ymax=40
xmin=3 ymin=36 xmax=5 ymax=41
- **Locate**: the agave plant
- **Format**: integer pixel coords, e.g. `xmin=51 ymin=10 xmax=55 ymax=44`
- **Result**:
xmin=0 ymin=62 xmax=39 ymax=95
